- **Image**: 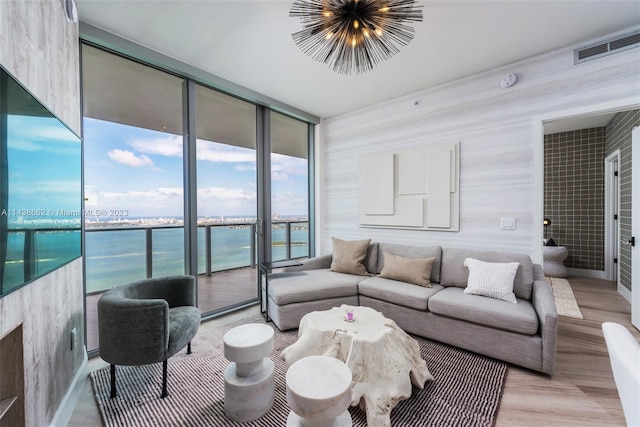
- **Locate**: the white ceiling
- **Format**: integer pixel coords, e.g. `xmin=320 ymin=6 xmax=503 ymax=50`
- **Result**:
xmin=76 ymin=0 xmax=640 ymax=120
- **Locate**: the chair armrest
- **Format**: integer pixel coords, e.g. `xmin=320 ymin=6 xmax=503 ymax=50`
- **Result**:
xmin=283 ymin=254 xmax=333 ymax=271
xmin=531 ymin=264 xmax=558 ymax=375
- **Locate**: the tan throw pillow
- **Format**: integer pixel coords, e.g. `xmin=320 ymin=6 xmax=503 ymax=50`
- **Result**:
xmin=330 ymin=237 xmax=371 ymax=276
xmin=379 ymin=252 xmax=435 ymax=287
xmin=463 ymin=258 xmax=519 ymax=304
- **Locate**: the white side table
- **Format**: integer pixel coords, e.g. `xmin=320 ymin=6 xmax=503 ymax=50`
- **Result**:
xmin=286 ymin=355 xmax=353 ymax=427
xmin=543 ymin=246 xmax=569 ymax=278
xmin=223 ymin=323 xmax=274 ymax=422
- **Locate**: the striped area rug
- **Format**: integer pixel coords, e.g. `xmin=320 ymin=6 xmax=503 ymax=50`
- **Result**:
xmin=90 ymin=323 xmax=507 ymax=427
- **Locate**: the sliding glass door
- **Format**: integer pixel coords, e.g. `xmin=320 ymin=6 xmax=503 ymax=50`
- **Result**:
xmin=195 ymin=84 xmax=259 ymax=313
xmin=270 ymin=112 xmax=310 ymax=261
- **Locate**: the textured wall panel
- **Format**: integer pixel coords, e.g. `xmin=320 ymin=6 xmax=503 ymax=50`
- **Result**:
xmin=544 ymin=128 xmax=605 ymax=271
xmin=320 ymin=30 xmax=640 ymax=263
xmin=0 ymin=1 xmax=83 ymax=426
xmin=605 ymin=110 xmax=640 ymax=291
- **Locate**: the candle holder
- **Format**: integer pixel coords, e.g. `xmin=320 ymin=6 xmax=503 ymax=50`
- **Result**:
xmin=345 ymin=307 xmax=354 ymax=322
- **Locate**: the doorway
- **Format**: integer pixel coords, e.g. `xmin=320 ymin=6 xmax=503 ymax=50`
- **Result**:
xmin=540 ymin=107 xmax=638 ymax=299
xmin=605 ymin=151 xmax=620 ymax=282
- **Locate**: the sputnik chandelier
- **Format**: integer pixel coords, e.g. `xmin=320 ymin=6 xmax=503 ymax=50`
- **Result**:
xmin=289 ymin=0 xmax=423 ymax=75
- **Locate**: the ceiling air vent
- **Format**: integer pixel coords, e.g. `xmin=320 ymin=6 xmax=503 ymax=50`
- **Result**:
xmin=574 ymin=31 xmax=640 ymax=64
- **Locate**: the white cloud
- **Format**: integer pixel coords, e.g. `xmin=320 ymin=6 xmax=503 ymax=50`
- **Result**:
xmin=92 ymin=186 xmax=258 ymax=217
xmin=127 ymin=136 xmax=259 ymax=164
xmin=96 ymin=187 xmax=184 ymax=216
xmin=273 ymin=191 xmax=304 ymax=206
xmin=7 ymin=138 xmax=41 ymax=152
xmin=108 ymin=149 xmax=154 ymax=167
xmin=197 ymin=140 xmax=255 ymax=163
xmin=197 ymin=187 xmax=257 ymax=214
xmin=271 ymin=153 xmax=307 ymax=181
xmin=130 ymin=135 xmax=183 ymax=157
xmin=272 ymin=171 xmax=289 ymax=181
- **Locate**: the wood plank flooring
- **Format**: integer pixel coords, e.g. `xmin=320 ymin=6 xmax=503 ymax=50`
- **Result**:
xmin=85 ymin=267 xmax=258 ymax=352
xmin=68 ymin=276 xmax=635 ymax=426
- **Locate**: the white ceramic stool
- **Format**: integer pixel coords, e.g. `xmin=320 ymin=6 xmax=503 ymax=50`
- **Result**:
xmin=223 ymin=323 xmax=275 ymax=422
xmin=286 ymin=355 xmax=353 ymax=427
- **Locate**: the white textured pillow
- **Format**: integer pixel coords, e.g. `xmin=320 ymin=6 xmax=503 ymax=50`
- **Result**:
xmin=463 ymin=258 xmax=519 ymax=304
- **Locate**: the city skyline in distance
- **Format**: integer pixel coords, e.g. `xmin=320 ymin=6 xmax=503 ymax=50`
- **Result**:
xmin=83 ymin=118 xmax=309 ymax=219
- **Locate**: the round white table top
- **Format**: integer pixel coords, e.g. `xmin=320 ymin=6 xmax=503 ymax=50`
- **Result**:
xmin=223 ymin=323 xmax=274 ymax=363
xmin=286 ymin=355 xmax=352 ymax=400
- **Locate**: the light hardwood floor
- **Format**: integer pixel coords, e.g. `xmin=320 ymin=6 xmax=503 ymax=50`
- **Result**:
xmin=67 ymin=276 xmax=635 ymax=426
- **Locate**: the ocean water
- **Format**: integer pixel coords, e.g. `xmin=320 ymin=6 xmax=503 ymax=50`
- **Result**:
xmin=2 ymin=229 xmax=80 ymax=293
xmin=85 ymin=224 xmax=309 ymax=293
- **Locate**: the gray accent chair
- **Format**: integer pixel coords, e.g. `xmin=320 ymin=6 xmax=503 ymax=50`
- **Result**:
xmin=98 ymin=275 xmax=201 ymax=398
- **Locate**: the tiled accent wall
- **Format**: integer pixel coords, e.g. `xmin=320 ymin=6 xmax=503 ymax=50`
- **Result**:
xmin=544 ymin=128 xmax=605 ymax=271
xmin=605 ymin=109 xmax=639 ymax=292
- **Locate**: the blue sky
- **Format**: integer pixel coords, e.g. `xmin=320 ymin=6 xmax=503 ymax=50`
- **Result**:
xmin=83 ymin=118 xmax=308 ymax=218
xmin=7 ymin=115 xmax=81 ymax=217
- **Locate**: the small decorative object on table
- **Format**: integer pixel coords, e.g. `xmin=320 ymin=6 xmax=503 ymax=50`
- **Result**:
xmin=345 ymin=307 xmax=354 ymax=322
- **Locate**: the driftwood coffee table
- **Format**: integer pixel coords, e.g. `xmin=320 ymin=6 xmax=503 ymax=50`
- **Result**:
xmin=281 ymin=305 xmax=433 ymax=427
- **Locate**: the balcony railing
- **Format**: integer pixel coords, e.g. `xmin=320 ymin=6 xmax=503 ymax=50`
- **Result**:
xmin=83 ymin=220 xmax=309 ymax=294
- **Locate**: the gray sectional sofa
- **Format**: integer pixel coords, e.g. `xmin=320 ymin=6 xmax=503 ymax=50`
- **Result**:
xmin=265 ymin=242 xmax=558 ymax=375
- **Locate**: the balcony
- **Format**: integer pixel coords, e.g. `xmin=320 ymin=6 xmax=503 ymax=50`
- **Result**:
xmin=83 ymin=219 xmax=308 ymax=353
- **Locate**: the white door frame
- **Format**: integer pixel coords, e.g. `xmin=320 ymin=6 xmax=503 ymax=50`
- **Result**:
xmin=631 ymin=127 xmax=639 ymax=330
xmin=604 ymin=150 xmax=620 ymax=282
xmin=533 ymin=98 xmax=639 ymax=269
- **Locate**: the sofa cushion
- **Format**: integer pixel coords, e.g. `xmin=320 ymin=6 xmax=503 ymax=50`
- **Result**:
xmin=440 ymin=248 xmax=534 ymax=300
xmin=463 ymin=258 xmax=519 ymax=304
xmin=268 ymin=268 xmax=361 ymax=305
xmin=364 ymin=242 xmax=379 ymax=274
xmin=377 ymin=243 xmax=442 ymax=283
xmin=380 ymin=252 xmax=436 ymax=287
xmin=330 ymin=237 xmax=371 ymax=275
xmin=358 ymin=277 xmax=444 ymax=311
xmin=429 ymin=287 xmax=539 ymax=335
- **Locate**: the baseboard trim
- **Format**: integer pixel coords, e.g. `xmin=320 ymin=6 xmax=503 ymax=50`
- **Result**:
xmin=618 ymin=283 xmax=632 ymax=304
xmin=50 ymin=347 xmax=88 ymax=427
xmin=567 ymin=268 xmax=606 ymax=279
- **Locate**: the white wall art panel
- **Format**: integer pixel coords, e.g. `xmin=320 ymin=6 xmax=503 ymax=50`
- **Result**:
xmin=359 ymin=152 xmax=394 ymax=215
xmin=360 ymin=142 xmax=459 ymax=231
xmin=397 ymin=150 xmax=427 ymax=195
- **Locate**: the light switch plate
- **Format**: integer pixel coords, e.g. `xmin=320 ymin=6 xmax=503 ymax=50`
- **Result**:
xmin=500 ymin=218 xmax=516 ymax=230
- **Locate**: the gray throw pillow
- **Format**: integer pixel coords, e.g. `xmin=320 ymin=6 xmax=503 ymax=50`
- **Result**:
xmin=330 ymin=237 xmax=371 ymax=276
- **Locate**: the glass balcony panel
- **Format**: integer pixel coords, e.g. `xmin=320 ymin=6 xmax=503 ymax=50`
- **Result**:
xmin=85 ymin=229 xmax=147 ymax=294
xmin=152 ymin=227 xmax=185 ymax=277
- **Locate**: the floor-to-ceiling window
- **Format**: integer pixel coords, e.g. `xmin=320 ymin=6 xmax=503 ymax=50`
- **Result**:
xmin=195 ymin=84 xmax=258 ymax=313
xmin=82 ymin=44 xmax=185 ymax=352
xmin=270 ymin=112 xmax=310 ymax=261
xmin=81 ymin=43 xmax=314 ymax=354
